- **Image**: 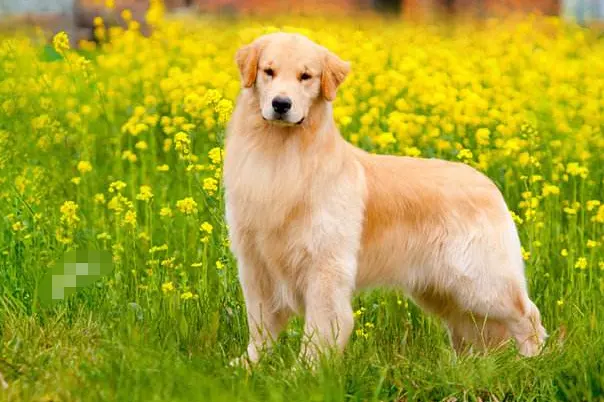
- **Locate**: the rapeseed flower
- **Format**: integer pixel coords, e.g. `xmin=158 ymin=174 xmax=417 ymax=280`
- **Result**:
xmin=77 ymin=161 xmax=92 ymax=174
xmin=136 ymin=185 xmax=154 ymax=202
xmin=52 ymin=31 xmax=70 ymax=54
xmin=176 ymin=197 xmax=198 ymax=215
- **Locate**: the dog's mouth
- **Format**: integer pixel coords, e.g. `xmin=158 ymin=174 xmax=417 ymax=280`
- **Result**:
xmin=263 ymin=115 xmax=305 ymax=126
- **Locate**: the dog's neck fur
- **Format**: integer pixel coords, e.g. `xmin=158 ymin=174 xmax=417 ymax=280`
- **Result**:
xmin=227 ymin=88 xmax=348 ymax=168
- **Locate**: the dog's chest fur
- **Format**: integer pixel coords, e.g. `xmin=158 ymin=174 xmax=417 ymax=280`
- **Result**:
xmin=224 ymin=132 xmax=366 ymax=309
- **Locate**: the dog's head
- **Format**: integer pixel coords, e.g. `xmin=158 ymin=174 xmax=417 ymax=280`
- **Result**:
xmin=235 ymin=33 xmax=350 ymax=126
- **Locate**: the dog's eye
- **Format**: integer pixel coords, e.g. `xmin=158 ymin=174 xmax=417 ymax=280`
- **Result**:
xmin=264 ymin=68 xmax=274 ymax=77
xmin=300 ymin=73 xmax=312 ymax=81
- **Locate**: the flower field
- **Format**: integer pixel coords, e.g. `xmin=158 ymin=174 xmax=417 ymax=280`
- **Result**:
xmin=1 ymin=7 xmax=603 ymax=401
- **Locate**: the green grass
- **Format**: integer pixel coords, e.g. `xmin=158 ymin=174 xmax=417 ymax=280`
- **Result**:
xmin=1 ymin=282 xmax=603 ymax=401
xmin=1 ymin=15 xmax=604 ymax=401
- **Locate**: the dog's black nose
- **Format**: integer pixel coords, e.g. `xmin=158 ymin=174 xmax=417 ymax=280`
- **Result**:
xmin=272 ymin=96 xmax=292 ymax=114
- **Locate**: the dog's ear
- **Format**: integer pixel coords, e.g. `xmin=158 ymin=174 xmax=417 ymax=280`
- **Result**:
xmin=236 ymin=42 xmax=262 ymax=88
xmin=321 ymin=50 xmax=350 ymax=102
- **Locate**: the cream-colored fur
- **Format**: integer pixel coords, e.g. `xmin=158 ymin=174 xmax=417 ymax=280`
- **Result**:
xmin=224 ymin=33 xmax=546 ymax=364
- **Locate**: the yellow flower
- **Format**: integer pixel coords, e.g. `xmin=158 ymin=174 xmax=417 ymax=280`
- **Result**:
xmin=55 ymin=228 xmax=73 ymax=245
xmin=77 ymin=161 xmax=92 ymax=174
xmin=215 ymin=99 xmax=234 ymax=124
xmin=161 ymin=281 xmax=174 ymax=293
xmin=174 ymin=132 xmax=191 ymax=154
xmin=586 ymin=200 xmax=601 ymax=212
xmin=144 ymin=95 xmax=157 ymax=107
xmin=564 ymin=205 xmax=578 ymax=215
xmin=52 ymin=31 xmax=70 ymax=54
xmin=136 ymin=185 xmax=154 ymax=201
xmin=355 ymin=328 xmax=369 ymax=339
xmin=124 ymin=210 xmax=137 ymax=227
xmin=160 ymin=207 xmax=173 ymax=218
xmin=11 ymin=222 xmax=25 ymax=232
xmin=71 ymin=177 xmax=81 ymax=185
xmin=71 ymin=55 xmax=91 ymax=76
xmin=561 ymin=249 xmax=568 ymax=257
xmin=216 ymin=261 xmax=224 ymax=270
xmin=375 ymin=132 xmax=396 ymax=149
xmin=122 ymin=150 xmax=137 ymax=163
xmin=404 ymin=147 xmax=421 ymax=157
xmin=121 ymin=9 xmax=133 ymax=21
xmin=109 ymin=181 xmax=127 ymax=193
xmin=566 ymin=162 xmax=589 ymax=179
xmin=128 ymin=20 xmax=141 ymax=32
xmin=204 ymin=89 xmax=221 ymax=106
xmin=202 ymin=177 xmax=218 ymax=195
xmin=542 ymin=184 xmax=560 ymax=197
xmin=457 ymin=149 xmax=473 ymax=161
xmin=575 ymin=257 xmax=588 ymax=270
xmin=593 ymin=205 xmax=604 ymax=223
xmin=200 ymin=222 xmax=213 ymax=234
xmin=510 ymin=211 xmax=524 ymax=225
xmin=208 ymin=147 xmax=224 ymax=165
xmin=475 ymin=128 xmax=490 ymax=146
xmin=146 ymin=0 xmax=165 ymax=25
xmin=180 ymin=291 xmax=193 ymax=300
xmin=107 ymin=194 xmax=132 ymax=214
xmin=60 ymin=201 xmax=80 ymax=226
xmin=157 ymin=164 xmax=170 ymax=172
xmin=94 ymin=193 xmax=106 ymax=204
xmin=587 ymin=240 xmax=599 ymax=249
xmin=518 ymin=153 xmax=530 ymax=167
xmin=176 ymin=197 xmax=198 ymax=215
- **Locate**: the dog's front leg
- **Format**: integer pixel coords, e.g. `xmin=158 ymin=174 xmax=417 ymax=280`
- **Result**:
xmin=238 ymin=256 xmax=290 ymax=366
xmin=300 ymin=264 xmax=354 ymax=364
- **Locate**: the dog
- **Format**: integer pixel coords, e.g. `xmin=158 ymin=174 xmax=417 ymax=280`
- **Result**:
xmin=224 ymin=32 xmax=546 ymax=365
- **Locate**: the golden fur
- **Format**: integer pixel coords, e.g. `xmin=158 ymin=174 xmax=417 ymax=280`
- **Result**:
xmin=224 ymin=33 xmax=546 ymax=364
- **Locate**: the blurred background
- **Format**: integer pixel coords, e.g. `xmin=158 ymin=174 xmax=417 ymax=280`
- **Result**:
xmin=1 ymin=0 xmax=603 ymax=43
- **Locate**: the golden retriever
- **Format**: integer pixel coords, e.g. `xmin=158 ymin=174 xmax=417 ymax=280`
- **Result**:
xmin=224 ymin=32 xmax=546 ymax=365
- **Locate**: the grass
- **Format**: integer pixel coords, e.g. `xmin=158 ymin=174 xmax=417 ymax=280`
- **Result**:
xmin=1 ymin=11 xmax=603 ymax=402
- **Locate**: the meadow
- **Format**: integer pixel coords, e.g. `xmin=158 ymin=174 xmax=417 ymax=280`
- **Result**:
xmin=0 ymin=5 xmax=603 ymax=401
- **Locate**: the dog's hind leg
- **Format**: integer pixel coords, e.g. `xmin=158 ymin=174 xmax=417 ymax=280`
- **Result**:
xmin=446 ymin=312 xmax=512 ymax=355
xmin=451 ymin=278 xmax=546 ymax=357
xmin=443 ymin=223 xmax=547 ymax=357
xmin=503 ymin=297 xmax=547 ymax=357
